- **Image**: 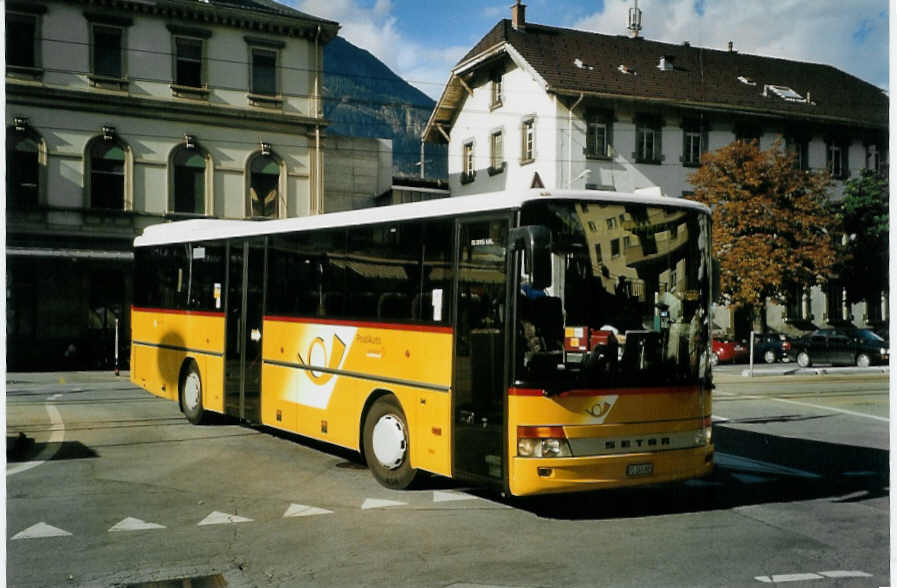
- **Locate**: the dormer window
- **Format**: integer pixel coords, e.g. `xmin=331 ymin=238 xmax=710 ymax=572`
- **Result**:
xmin=657 ymin=56 xmax=674 ymax=71
xmin=737 ymin=75 xmax=757 ymax=86
xmin=618 ymin=64 xmax=636 ymax=75
xmin=763 ymin=84 xmax=808 ymax=103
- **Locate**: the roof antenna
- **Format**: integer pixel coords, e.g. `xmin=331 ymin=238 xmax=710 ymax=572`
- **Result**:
xmin=628 ymin=0 xmax=642 ymax=38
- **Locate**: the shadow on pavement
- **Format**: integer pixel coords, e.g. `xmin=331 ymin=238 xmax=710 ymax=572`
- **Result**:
xmin=507 ymin=424 xmax=888 ymax=520
xmin=7 ymin=434 xmax=99 ymax=462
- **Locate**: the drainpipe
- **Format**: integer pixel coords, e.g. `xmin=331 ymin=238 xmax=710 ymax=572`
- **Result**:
xmin=568 ymin=93 xmax=584 ymax=188
xmin=314 ymin=25 xmax=322 ymax=215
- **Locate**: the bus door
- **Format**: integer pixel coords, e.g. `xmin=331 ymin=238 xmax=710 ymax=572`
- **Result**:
xmin=224 ymin=238 xmax=266 ymax=423
xmin=452 ymin=218 xmax=508 ymax=482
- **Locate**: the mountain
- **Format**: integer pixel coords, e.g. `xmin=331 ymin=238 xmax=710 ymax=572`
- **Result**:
xmin=323 ymin=36 xmax=447 ymax=179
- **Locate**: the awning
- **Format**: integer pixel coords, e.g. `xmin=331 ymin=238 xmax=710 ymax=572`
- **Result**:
xmin=7 ymin=246 xmax=133 ymax=261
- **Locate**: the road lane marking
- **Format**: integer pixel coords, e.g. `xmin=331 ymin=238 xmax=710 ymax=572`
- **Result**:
xmin=7 ymin=403 xmax=65 ymax=477
xmin=197 ymin=511 xmax=253 ymax=526
xmin=11 ymin=522 xmax=72 ymax=540
xmin=283 ymin=504 xmax=333 ymax=517
xmin=109 ymin=517 xmax=166 ymax=532
xmin=361 ymin=498 xmax=406 ymax=510
xmin=433 ymin=491 xmax=479 ymax=503
xmin=770 ymin=397 xmax=888 ymax=423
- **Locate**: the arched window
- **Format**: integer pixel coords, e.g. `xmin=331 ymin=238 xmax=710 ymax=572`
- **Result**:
xmin=248 ymin=153 xmax=280 ymax=218
xmin=7 ymin=130 xmax=40 ymax=210
xmin=89 ymin=140 xmax=126 ymax=209
xmin=172 ymin=147 xmax=207 ymax=214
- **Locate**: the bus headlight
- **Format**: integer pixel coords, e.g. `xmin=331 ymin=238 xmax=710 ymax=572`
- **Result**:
xmin=517 ymin=426 xmax=573 ymax=457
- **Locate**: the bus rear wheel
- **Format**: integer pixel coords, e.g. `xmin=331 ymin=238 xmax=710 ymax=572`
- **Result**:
xmin=181 ymin=362 xmax=207 ymax=425
xmin=362 ymin=395 xmax=419 ymax=490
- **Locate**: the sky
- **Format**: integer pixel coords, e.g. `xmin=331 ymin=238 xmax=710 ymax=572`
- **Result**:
xmin=287 ymin=0 xmax=890 ymax=101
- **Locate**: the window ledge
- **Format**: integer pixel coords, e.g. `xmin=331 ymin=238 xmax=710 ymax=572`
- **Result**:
xmin=6 ymin=65 xmax=44 ymax=81
xmin=88 ymin=74 xmax=129 ymax=91
xmin=248 ymin=93 xmax=283 ymax=108
xmin=584 ymin=151 xmax=612 ymax=161
xmin=489 ymin=100 xmax=503 ymax=111
xmin=171 ymin=84 xmax=210 ymax=100
xmin=519 ymin=157 xmax=535 ymax=166
xmin=487 ymin=162 xmax=506 ymax=176
xmin=460 ymin=172 xmax=476 ymax=185
xmin=634 ymin=158 xmax=662 ymax=165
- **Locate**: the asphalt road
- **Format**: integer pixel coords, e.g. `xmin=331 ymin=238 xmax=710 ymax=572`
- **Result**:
xmin=6 ymin=369 xmax=889 ymax=588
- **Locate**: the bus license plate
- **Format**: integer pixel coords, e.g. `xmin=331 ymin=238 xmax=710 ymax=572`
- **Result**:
xmin=626 ymin=463 xmax=653 ymax=477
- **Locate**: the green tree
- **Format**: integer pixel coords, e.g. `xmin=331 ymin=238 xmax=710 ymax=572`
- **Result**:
xmin=688 ymin=140 xmax=838 ymax=330
xmin=836 ymin=169 xmax=888 ymax=305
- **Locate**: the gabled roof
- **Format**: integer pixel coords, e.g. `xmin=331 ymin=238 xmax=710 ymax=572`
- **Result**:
xmin=424 ymin=19 xmax=887 ymax=143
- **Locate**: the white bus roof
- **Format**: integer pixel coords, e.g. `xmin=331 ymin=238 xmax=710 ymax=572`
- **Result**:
xmin=134 ymin=188 xmax=710 ymax=247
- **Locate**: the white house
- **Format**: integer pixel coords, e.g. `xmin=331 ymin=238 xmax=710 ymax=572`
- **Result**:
xmin=423 ymin=2 xmax=888 ymax=339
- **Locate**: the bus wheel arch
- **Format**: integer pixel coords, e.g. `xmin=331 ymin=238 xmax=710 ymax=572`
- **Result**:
xmin=360 ymin=391 xmax=420 ymax=490
xmin=179 ymin=358 xmax=207 ymax=425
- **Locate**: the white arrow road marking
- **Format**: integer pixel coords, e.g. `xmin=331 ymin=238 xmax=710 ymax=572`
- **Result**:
xmin=361 ymin=498 xmax=406 ymax=510
xmin=108 ymin=517 xmax=166 ymax=532
xmin=7 ymin=404 xmax=65 ymax=477
xmin=283 ymin=504 xmax=333 ymax=518
xmin=755 ymin=573 xmax=824 ymax=583
xmin=12 ymin=522 xmax=72 ymax=540
xmin=197 ymin=511 xmax=253 ymax=526
xmin=48 ymin=394 xmax=62 ymax=401
xmin=819 ymin=571 xmax=873 ymax=578
xmin=715 ymin=452 xmax=821 ymax=479
xmin=433 ymin=490 xmax=479 ymax=503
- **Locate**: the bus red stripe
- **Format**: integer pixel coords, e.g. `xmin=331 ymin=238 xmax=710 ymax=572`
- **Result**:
xmin=509 ymin=386 xmax=700 ymax=397
xmin=132 ymin=306 xmax=225 ymax=318
xmin=265 ymin=315 xmax=453 ymax=334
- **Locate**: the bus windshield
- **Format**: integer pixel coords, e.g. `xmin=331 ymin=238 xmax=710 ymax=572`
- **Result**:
xmin=516 ymin=199 xmax=711 ymax=391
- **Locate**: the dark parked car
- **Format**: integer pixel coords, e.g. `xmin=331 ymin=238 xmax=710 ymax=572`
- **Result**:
xmin=790 ymin=328 xmax=889 ymax=367
xmin=752 ymin=332 xmax=792 ymax=364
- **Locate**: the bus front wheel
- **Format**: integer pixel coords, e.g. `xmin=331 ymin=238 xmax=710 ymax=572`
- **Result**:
xmin=181 ymin=362 xmax=207 ymax=425
xmin=362 ymin=395 xmax=419 ymax=490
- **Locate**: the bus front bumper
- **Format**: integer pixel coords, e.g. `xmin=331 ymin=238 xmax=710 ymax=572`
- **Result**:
xmin=508 ymin=445 xmax=714 ymax=496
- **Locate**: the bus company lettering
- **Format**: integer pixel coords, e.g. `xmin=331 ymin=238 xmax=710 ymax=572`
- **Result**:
xmin=355 ymin=334 xmax=382 ymax=345
xmin=583 ymin=395 xmax=618 ymax=423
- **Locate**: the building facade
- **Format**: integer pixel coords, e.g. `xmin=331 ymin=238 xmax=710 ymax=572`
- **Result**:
xmin=6 ymin=0 xmax=340 ymax=370
xmin=423 ymin=4 xmax=888 ymax=339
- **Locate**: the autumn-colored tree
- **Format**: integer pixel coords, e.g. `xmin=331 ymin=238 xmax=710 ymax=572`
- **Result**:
xmin=687 ymin=140 xmax=838 ymax=329
xmin=836 ymin=169 xmax=889 ymax=304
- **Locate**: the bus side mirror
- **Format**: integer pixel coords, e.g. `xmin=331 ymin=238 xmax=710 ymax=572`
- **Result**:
xmin=510 ymin=225 xmax=552 ymax=290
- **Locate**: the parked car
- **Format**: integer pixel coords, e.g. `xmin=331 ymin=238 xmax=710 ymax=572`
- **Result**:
xmin=752 ymin=332 xmax=793 ymax=364
xmin=711 ymin=339 xmax=749 ymax=366
xmin=790 ymin=328 xmax=889 ymax=367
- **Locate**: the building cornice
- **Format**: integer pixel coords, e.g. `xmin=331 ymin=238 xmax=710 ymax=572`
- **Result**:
xmin=50 ymin=0 xmax=339 ymax=43
xmin=7 ymin=82 xmax=329 ymax=133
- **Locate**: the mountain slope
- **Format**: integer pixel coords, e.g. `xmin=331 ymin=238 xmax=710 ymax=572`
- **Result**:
xmin=323 ymin=36 xmax=447 ymax=178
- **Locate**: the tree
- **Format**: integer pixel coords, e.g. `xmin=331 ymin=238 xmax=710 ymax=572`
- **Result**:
xmin=836 ymin=169 xmax=888 ymax=305
xmin=687 ymin=140 xmax=838 ymax=330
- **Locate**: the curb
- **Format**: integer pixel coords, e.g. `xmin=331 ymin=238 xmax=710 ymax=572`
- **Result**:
xmin=737 ymin=366 xmax=889 ymax=378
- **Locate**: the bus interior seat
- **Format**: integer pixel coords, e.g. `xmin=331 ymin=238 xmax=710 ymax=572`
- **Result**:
xmin=411 ymin=293 xmax=432 ymax=320
xmin=378 ymin=293 xmax=409 ymax=320
xmin=323 ymin=292 xmax=345 ymax=316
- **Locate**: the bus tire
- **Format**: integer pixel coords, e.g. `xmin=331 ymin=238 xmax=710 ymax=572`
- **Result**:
xmin=362 ymin=395 xmax=419 ymax=490
xmin=181 ymin=361 xmax=207 ymax=425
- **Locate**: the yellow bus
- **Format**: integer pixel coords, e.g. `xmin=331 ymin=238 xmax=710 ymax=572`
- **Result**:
xmin=131 ymin=189 xmax=714 ymax=496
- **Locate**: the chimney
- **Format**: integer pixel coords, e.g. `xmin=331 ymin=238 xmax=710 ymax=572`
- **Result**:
xmin=512 ymin=1 xmax=526 ymax=31
xmin=728 ymin=41 xmax=734 ymax=52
